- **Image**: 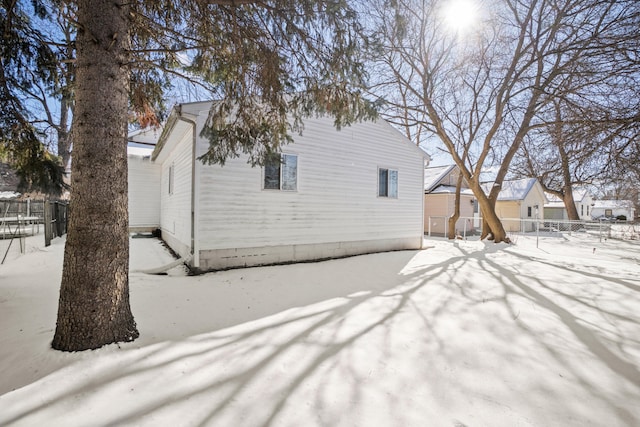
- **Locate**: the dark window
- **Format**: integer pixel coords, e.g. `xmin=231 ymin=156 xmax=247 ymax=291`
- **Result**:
xmin=527 ymin=206 xmax=532 ymax=217
xmin=264 ymin=154 xmax=297 ymax=191
xmin=378 ymin=168 xmax=398 ymax=198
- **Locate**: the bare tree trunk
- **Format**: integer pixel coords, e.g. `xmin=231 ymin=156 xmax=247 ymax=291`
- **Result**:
xmin=563 ymin=186 xmax=580 ymax=220
xmin=57 ymin=97 xmax=72 ymax=172
xmin=52 ymin=0 xmax=138 ymax=351
xmin=447 ymin=172 xmax=463 ymax=239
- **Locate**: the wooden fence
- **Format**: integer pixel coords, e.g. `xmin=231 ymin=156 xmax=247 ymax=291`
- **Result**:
xmin=44 ymin=201 xmax=68 ymax=246
xmin=0 ymin=199 xmax=67 ymax=247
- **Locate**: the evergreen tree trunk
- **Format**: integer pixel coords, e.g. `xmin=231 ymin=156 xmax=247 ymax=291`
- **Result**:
xmin=52 ymin=0 xmax=138 ymax=351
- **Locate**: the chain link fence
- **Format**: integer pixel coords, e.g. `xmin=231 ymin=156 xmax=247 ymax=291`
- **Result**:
xmin=426 ymin=216 xmax=639 ymax=242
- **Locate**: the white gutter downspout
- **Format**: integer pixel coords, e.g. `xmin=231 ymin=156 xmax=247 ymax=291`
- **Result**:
xmin=175 ymin=105 xmax=200 ymax=270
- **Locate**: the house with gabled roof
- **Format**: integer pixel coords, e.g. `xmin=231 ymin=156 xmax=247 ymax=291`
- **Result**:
xmin=423 ymin=165 xmax=477 ymax=236
xmin=128 ymin=101 xmax=428 ymax=271
xmin=544 ymin=188 xmax=593 ymax=221
xmin=481 ymin=177 xmax=547 ymax=232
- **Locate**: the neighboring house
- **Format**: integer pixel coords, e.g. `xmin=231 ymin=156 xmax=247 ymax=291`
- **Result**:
xmin=544 ymin=188 xmax=593 ymax=221
xmin=591 ymin=200 xmax=636 ymax=221
xmin=128 ymin=128 xmax=162 ymax=232
xmin=0 ymin=163 xmax=21 ymax=200
xmin=423 ymin=164 xmax=476 ymax=236
xmin=128 ymin=101 xmax=428 ymax=271
xmin=481 ymin=178 xmax=547 ymax=232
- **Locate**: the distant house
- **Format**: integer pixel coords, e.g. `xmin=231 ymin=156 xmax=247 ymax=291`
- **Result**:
xmin=591 ymin=200 xmax=636 ymax=221
xmin=481 ymin=178 xmax=547 ymax=232
xmin=128 ymin=101 xmax=428 ymax=271
xmin=423 ymin=165 xmax=476 ymax=236
xmin=544 ymin=189 xmax=593 ymax=221
xmin=128 ymin=128 xmax=161 ymax=232
xmin=0 ymin=163 xmax=21 ymax=200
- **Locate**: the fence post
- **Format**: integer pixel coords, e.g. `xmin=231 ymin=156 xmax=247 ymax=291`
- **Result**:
xmin=44 ymin=200 xmax=52 ymax=247
xmin=55 ymin=202 xmax=63 ymax=237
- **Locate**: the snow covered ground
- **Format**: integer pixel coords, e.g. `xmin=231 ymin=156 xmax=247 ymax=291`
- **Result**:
xmin=0 ymin=233 xmax=639 ymax=426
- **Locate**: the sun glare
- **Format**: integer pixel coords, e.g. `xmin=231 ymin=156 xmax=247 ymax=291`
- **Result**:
xmin=441 ymin=0 xmax=480 ymax=34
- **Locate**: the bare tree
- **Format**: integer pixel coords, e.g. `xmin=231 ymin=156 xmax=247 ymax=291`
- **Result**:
xmin=367 ymin=0 xmax=640 ymax=242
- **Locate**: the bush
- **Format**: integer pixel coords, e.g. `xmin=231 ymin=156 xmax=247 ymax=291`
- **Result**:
xmin=616 ymin=215 xmax=627 ymax=221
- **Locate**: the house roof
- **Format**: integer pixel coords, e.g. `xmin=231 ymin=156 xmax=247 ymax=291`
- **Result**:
xmin=545 ymin=188 xmax=591 ymax=205
xmin=128 ymin=127 xmax=163 ymax=157
xmin=424 ymin=165 xmax=456 ymax=192
xmin=0 ymin=163 xmax=20 ymax=197
xmin=153 ymin=100 xmax=429 ymax=162
xmin=429 ymin=185 xmax=475 ymax=196
xmin=481 ymin=177 xmax=539 ymax=201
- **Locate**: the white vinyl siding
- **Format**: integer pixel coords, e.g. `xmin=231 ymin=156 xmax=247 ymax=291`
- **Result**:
xmin=195 ymin=116 xmax=424 ymax=251
xmin=128 ymin=155 xmax=161 ymax=229
xmin=159 ymin=128 xmax=193 ymax=258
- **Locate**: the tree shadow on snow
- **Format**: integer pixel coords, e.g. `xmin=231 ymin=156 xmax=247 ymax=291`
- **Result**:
xmin=2 ymin=241 xmax=639 ymax=426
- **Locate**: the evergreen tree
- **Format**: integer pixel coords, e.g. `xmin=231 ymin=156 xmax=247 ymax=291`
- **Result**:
xmin=0 ymin=1 xmax=67 ymax=195
xmin=40 ymin=0 xmax=374 ymax=351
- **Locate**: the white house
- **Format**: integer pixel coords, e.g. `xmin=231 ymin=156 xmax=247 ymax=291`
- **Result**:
xmin=591 ymin=200 xmax=636 ymax=221
xmin=544 ymin=188 xmax=593 ymax=221
xmin=129 ymin=101 xmax=428 ymax=271
xmin=423 ymin=165 xmax=476 ymax=236
xmin=481 ymin=178 xmax=547 ymax=232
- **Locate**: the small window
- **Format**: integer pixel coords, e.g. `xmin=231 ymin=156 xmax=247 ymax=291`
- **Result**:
xmin=527 ymin=206 xmax=532 ymax=217
xmin=168 ymin=164 xmax=174 ymax=195
xmin=264 ymin=154 xmax=297 ymax=191
xmin=378 ymin=168 xmax=398 ymax=198
xmin=587 ymin=205 xmax=590 ymax=216
xmin=605 ymin=209 xmax=613 ymax=217
xmin=581 ymin=205 xmax=584 ymax=216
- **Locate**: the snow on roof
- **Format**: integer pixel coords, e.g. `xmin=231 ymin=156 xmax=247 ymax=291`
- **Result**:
xmin=128 ymin=126 xmax=162 ymax=146
xmin=544 ymin=200 xmax=565 ymax=208
xmin=482 ymin=177 xmax=537 ymax=201
xmin=429 ymin=185 xmax=475 ymax=196
xmin=127 ymin=144 xmax=154 ymax=157
xmin=544 ymin=189 xmax=592 ymax=207
xmin=592 ymin=199 xmax=634 ymax=209
xmin=0 ymin=191 xmax=20 ymax=200
xmin=424 ymin=165 xmax=455 ymax=192
xmin=572 ymin=188 xmax=591 ymax=202
xmin=544 ymin=193 xmax=563 ymax=204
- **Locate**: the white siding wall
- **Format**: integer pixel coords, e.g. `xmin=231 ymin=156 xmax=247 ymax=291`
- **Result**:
xmin=128 ymin=155 xmax=161 ymax=230
xmin=159 ymin=129 xmax=193 ymax=258
xmin=521 ymin=184 xmax=546 ymax=219
xmin=193 ymin=115 xmax=424 ymax=268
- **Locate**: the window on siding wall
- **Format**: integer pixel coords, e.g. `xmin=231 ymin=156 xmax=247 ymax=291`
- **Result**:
xmin=168 ymin=164 xmax=174 ymax=195
xmin=264 ymin=154 xmax=297 ymax=191
xmin=581 ymin=205 xmax=584 ymax=216
xmin=378 ymin=168 xmax=398 ymax=198
xmin=527 ymin=206 xmax=532 ymax=217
